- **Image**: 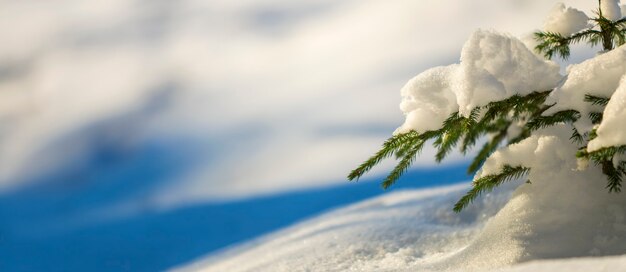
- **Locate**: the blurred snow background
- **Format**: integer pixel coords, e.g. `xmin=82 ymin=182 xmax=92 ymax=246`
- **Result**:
xmin=0 ymin=0 xmax=602 ymax=271
xmin=0 ymin=0 xmax=597 ymax=205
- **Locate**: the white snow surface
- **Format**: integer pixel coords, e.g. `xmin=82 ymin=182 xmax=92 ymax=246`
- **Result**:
xmin=396 ymin=30 xmax=561 ymax=134
xmin=543 ymin=3 xmax=589 ymax=36
xmin=601 ymin=0 xmax=623 ymax=21
xmin=177 ymin=158 xmax=626 ymax=272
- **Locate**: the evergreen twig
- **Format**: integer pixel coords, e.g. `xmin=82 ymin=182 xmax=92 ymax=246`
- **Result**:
xmin=454 ymin=165 xmax=530 ymax=212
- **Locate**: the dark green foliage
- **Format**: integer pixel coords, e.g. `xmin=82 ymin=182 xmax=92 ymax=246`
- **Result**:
xmin=435 ymin=113 xmax=471 ymax=162
xmin=588 ymin=111 xmax=603 ymax=124
xmin=584 ymin=94 xmax=610 ymax=106
xmin=381 ymin=131 xmax=439 ymax=189
xmin=348 ymin=131 xmax=420 ymax=182
xmin=526 ymin=110 xmax=581 ymax=131
xmin=570 ymin=127 xmax=585 ymax=145
xmin=453 ymin=165 xmax=530 ymax=212
xmin=349 ymin=90 xmax=553 ymax=206
xmin=534 ymin=8 xmax=626 ymax=60
xmin=349 ymin=87 xmax=623 ymax=212
xmin=578 ymin=145 xmax=626 ymax=193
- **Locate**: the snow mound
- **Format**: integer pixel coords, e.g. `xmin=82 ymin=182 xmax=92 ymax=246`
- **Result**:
xmin=543 ymin=3 xmax=589 ymax=36
xmin=173 ymin=183 xmax=511 ymax=272
xmin=175 ymin=155 xmax=626 ymax=272
xmin=396 ymin=30 xmax=561 ymax=134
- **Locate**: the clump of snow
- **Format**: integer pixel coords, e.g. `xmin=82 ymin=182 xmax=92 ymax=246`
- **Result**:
xmin=601 ymin=0 xmax=622 ymax=21
xmin=396 ymin=30 xmax=561 ymax=134
xmin=545 ymin=44 xmax=626 ymax=133
xmin=587 ymin=74 xmax=626 ymax=151
xmin=396 ymin=65 xmax=460 ymax=133
xmin=456 ymin=30 xmax=561 ymax=116
xmin=543 ymin=3 xmax=589 ymax=36
xmin=519 ymin=32 xmax=541 ymax=54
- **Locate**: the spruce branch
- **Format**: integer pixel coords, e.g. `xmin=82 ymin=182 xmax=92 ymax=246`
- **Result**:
xmin=467 ymin=125 xmax=509 ymax=174
xmin=382 ymin=139 xmax=425 ymax=189
xmin=584 ymin=94 xmax=610 ymax=106
xmin=602 ymin=160 xmax=623 ymax=192
xmin=381 ymin=130 xmax=440 ymax=189
xmin=454 ymin=165 xmax=530 ymax=212
xmin=534 ymin=31 xmax=572 ymax=60
xmin=588 ymin=111 xmax=603 ymax=124
xmin=570 ymin=127 xmax=585 ymax=145
xmin=435 ymin=112 xmax=471 ymax=162
xmin=581 ymin=145 xmax=626 ymax=193
xmin=535 ymin=9 xmax=626 ymax=60
xmin=348 ymin=131 xmax=420 ymax=181
xmin=460 ymin=108 xmax=483 ymax=154
xmin=526 ymin=110 xmax=581 ymax=131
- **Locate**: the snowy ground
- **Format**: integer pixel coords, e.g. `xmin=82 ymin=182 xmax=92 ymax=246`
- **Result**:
xmin=177 ymin=181 xmax=626 ymax=272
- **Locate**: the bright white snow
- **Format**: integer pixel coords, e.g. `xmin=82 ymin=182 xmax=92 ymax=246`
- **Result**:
xmin=396 ymin=66 xmax=460 ymax=133
xmin=601 ymin=0 xmax=623 ymax=21
xmin=543 ymin=3 xmax=589 ymax=36
xmin=396 ymin=30 xmax=561 ymax=134
xmin=456 ymin=30 xmax=561 ymax=116
xmin=176 ymin=170 xmax=626 ymax=271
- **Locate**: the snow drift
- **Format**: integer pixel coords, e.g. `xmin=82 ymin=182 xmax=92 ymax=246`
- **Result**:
xmin=175 ymin=173 xmax=626 ymax=271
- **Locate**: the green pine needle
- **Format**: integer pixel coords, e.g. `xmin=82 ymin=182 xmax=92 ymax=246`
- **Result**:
xmin=347 ymin=131 xmax=420 ymax=181
xmin=584 ymin=94 xmax=610 ymax=106
xmin=526 ymin=110 xmax=580 ymax=131
xmin=454 ymin=165 xmax=530 ymax=212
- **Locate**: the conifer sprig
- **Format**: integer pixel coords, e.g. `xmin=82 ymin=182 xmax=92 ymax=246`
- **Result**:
xmin=577 ymin=145 xmax=626 ymax=192
xmin=584 ymin=94 xmax=610 ymax=106
xmin=535 ymin=9 xmax=626 ymax=60
xmin=348 ymin=131 xmax=420 ymax=181
xmin=453 ymin=165 xmax=530 ymax=212
xmin=570 ymin=127 xmax=585 ymax=145
xmin=526 ymin=110 xmax=581 ymax=131
xmin=349 ymin=90 xmax=553 ymax=195
xmin=589 ymin=112 xmax=603 ymax=124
